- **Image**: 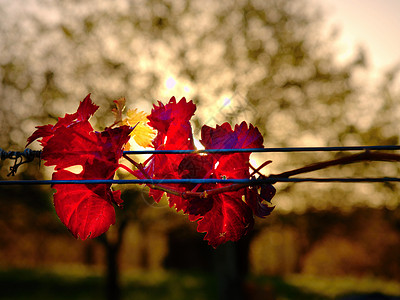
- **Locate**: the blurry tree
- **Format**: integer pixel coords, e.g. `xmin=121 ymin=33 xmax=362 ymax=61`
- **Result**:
xmin=1 ymin=0 xmax=366 ymax=150
xmin=1 ymin=0 xmax=399 ymax=299
xmin=0 ymin=0 xmax=374 ymax=197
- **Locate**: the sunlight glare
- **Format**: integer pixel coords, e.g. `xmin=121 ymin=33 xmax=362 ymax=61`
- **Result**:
xmin=166 ymin=77 xmax=176 ymax=89
xmin=223 ymin=97 xmax=231 ymax=107
xmin=193 ymin=137 xmax=204 ymax=150
xmin=250 ymin=158 xmax=258 ymax=168
xmin=64 ymin=165 xmax=83 ymax=174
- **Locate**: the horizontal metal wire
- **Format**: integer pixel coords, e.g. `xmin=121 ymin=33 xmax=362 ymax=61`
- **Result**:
xmin=1 ymin=146 xmax=399 ymax=159
xmin=1 ymin=177 xmax=400 ymax=185
xmin=123 ymin=145 xmax=400 ymax=155
xmin=1 ymin=146 xmax=400 ymax=185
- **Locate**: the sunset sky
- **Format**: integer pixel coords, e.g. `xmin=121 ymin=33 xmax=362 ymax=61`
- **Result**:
xmin=160 ymin=0 xmax=400 ymax=99
xmin=319 ymin=0 xmax=400 ymax=74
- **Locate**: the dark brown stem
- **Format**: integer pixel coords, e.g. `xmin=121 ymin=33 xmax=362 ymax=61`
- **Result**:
xmin=269 ymin=151 xmax=400 ymax=179
xmin=122 ymin=154 xmax=151 ymax=179
xmin=250 ymin=160 xmax=272 ymax=177
xmin=122 ymin=154 xmax=182 ymax=197
xmin=122 ymin=151 xmax=400 ymax=200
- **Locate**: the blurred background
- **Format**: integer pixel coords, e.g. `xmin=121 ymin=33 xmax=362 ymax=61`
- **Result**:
xmin=1 ymin=0 xmax=400 ymax=299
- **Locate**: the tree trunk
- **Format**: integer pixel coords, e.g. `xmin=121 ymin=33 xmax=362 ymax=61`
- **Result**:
xmin=215 ymin=242 xmax=244 ymax=300
xmin=105 ymin=243 xmax=120 ymax=300
xmin=214 ymin=233 xmax=254 ymax=300
xmin=99 ymin=218 xmax=128 ymax=300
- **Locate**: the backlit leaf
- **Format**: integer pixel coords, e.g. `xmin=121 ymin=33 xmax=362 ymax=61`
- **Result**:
xmin=27 ymin=94 xmax=132 ymax=239
xmin=124 ymin=108 xmax=155 ymax=148
xmin=137 ymin=97 xmax=274 ymax=247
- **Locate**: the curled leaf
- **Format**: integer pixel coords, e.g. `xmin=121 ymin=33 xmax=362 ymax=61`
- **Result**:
xmin=112 ymin=97 xmax=126 ymax=125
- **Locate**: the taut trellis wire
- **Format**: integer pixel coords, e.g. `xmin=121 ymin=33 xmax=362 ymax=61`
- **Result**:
xmin=1 ymin=145 xmax=400 ymax=185
xmin=2 ymin=178 xmax=400 ymax=186
xmin=123 ymin=145 xmax=400 ymax=154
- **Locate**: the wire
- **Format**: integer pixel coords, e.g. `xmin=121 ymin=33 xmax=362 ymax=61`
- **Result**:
xmin=1 ymin=146 xmax=400 ymax=185
xmin=1 ymin=145 xmax=399 ymax=159
xmin=0 ymin=148 xmax=42 ymax=176
xmin=1 ymin=177 xmax=400 ymax=185
xmin=123 ymin=145 xmax=400 ymax=155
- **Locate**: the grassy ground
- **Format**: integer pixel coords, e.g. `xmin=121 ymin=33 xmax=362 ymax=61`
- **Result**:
xmin=0 ymin=267 xmax=400 ymax=300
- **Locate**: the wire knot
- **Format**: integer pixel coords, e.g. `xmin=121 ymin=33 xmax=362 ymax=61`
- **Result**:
xmin=0 ymin=148 xmax=42 ymax=176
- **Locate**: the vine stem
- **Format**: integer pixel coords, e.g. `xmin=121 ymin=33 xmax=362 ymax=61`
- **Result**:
xmin=122 ymin=154 xmax=182 ymax=197
xmin=269 ymin=151 xmax=400 ymax=179
xmin=122 ymin=151 xmax=400 ymax=199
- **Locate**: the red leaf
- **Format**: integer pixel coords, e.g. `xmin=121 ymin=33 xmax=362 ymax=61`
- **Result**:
xmin=147 ymin=96 xmax=196 ymax=136
xmin=148 ymin=97 xmax=196 ymax=151
xmin=26 ymin=94 xmax=99 ymax=148
xmin=25 ymin=124 xmax=54 ymax=148
xmin=26 ymin=95 xmax=132 ymax=239
xmin=52 ymin=170 xmax=118 ymax=239
xmin=195 ymin=192 xmax=254 ymax=248
xmin=135 ymin=97 xmax=196 ymax=212
xmin=187 ymin=121 xmax=266 ymax=247
xmin=246 ymin=185 xmax=275 ymax=218
xmin=200 ymin=121 xmax=263 ymax=151
xmin=200 ymin=121 xmax=263 ymax=180
xmin=135 ymin=98 xmax=274 ymax=247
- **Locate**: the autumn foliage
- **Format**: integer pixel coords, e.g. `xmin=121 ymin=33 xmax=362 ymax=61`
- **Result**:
xmin=27 ymin=95 xmax=274 ymax=247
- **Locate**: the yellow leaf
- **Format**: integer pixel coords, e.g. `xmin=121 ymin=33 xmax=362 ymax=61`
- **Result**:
xmin=124 ymin=108 xmax=155 ymax=148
